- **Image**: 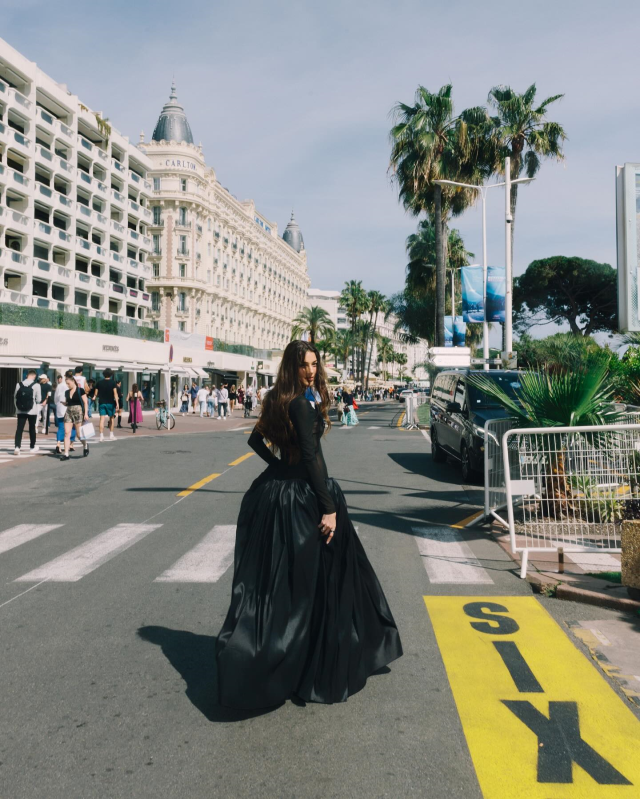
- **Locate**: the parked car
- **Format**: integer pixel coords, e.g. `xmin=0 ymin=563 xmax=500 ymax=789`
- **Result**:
xmin=429 ymin=369 xmax=523 ymax=482
xmin=399 ymin=389 xmax=415 ymax=403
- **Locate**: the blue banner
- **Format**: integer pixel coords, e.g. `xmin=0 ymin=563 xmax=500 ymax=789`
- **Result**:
xmin=486 ymin=265 xmax=506 ymax=323
xmin=444 ymin=316 xmax=453 ymax=347
xmin=453 ymin=317 xmax=467 ymax=346
xmin=461 ymin=265 xmax=484 ymax=322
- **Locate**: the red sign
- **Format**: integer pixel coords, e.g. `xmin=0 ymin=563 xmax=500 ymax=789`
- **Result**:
xmin=164 ymin=329 xmax=170 ymax=343
xmin=205 ymin=336 xmax=214 ymax=351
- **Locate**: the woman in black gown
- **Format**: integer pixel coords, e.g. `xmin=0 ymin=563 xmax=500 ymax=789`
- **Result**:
xmin=216 ymin=340 xmax=402 ymax=708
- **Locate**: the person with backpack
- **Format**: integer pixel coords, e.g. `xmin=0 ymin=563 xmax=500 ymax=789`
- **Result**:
xmin=14 ymin=369 xmax=42 ymax=455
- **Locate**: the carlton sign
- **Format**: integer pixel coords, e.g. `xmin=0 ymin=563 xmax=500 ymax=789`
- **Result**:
xmin=164 ymin=158 xmax=198 ymax=172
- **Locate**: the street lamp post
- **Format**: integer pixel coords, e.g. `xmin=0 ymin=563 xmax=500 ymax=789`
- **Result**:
xmin=434 ymin=172 xmax=533 ymax=369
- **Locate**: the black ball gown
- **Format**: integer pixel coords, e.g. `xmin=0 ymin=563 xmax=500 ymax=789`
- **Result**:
xmin=216 ymin=392 xmax=403 ymax=708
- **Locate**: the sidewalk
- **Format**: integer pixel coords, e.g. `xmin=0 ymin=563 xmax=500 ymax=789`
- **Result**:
xmin=489 ymin=521 xmax=640 ymax=614
xmin=0 ymin=409 xmax=256 ymax=468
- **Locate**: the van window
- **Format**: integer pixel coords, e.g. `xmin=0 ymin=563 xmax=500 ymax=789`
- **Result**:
xmin=454 ymin=379 xmax=466 ymax=409
xmin=434 ymin=373 xmax=455 ymax=402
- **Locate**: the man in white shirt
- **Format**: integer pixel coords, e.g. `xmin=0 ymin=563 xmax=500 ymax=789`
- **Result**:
xmin=14 ymin=369 xmax=42 ymax=455
xmin=197 ymin=384 xmax=209 ymax=417
xmin=73 ymin=365 xmax=86 ymax=390
xmin=217 ymin=384 xmax=229 ymax=419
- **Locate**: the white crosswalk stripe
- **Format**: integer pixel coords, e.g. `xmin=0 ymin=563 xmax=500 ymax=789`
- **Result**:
xmin=412 ymin=526 xmax=494 ymax=584
xmin=0 ymin=434 xmax=124 ymax=462
xmin=14 ymin=523 xmax=163 ymax=582
xmin=155 ymin=525 xmax=236 ymax=583
xmin=0 ymin=524 xmax=63 ymax=556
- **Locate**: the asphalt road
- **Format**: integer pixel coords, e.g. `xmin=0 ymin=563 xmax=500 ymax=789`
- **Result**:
xmin=1 ymin=401 xmax=638 ymax=798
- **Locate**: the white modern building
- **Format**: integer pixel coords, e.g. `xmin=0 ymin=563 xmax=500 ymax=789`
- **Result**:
xmin=0 ymin=38 xmax=306 ymax=413
xmin=306 ymin=288 xmax=348 ymax=331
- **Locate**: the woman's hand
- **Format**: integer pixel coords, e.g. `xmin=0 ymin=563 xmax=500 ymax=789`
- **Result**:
xmin=84 ymin=414 xmax=89 ymax=422
xmin=319 ymin=512 xmax=337 ymax=544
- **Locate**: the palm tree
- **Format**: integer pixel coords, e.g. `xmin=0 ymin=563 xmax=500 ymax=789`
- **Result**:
xmin=377 ymin=336 xmax=394 ymax=381
xmin=333 ymin=329 xmax=354 ymax=374
xmin=364 ymin=290 xmax=387 ymax=389
xmin=340 ymin=280 xmax=368 ymax=376
xmin=390 ymin=87 xmax=496 ymax=346
xmin=395 ymin=352 xmax=408 ymax=380
xmin=291 ymin=306 xmax=335 ymax=345
xmin=488 ymin=84 xmax=566 ymax=263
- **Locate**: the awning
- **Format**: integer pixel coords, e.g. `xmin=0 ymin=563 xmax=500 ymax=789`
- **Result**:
xmin=132 ymin=362 xmax=164 ymax=371
xmin=29 ymin=357 xmax=76 ymax=370
xmin=192 ymin=367 xmax=208 ymax=378
xmin=0 ymin=355 xmax=37 ymax=368
xmin=166 ymin=365 xmax=190 ymax=376
xmin=78 ymin=358 xmax=129 ymax=370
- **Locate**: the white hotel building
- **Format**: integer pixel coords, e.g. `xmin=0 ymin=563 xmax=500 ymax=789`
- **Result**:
xmin=0 ymin=38 xmax=308 ymax=413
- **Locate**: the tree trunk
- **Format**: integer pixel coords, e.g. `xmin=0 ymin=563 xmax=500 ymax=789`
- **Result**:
xmin=434 ymin=188 xmax=445 ymax=347
xmin=365 ymin=312 xmax=379 ymax=390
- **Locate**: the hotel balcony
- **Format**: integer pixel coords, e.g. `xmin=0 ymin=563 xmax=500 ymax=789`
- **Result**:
xmin=109 ymin=282 xmax=126 ymax=299
xmin=110 ymin=219 xmax=126 ymax=237
xmin=54 ymin=156 xmax=74 ymax=178
xmin=6 ymin=209 xmax=31 ymax=235
xmin=111 ymin=189 xmax=126 ymax=208
xmin=4 ymin=84 xmax=32 ymax=112
xmin=0 ymin=249 xmax=30 ymax=274
xmin=7 ymin=166 xmax=29 ymax=189
xmin=77 ymin=135 xmax=95 ymax=158
xmin=176 ymin=248 xmax=190 ymax=258
xmin=0 ymin=287 xmax=29 ymax=305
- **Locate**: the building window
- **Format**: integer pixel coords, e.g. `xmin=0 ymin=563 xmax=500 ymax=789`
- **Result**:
xmin=178 ymin=291 xmax=187 ymax=312
xmin=179 ymin=263 xmax=186 ymax=278
xmin=151 ymin=291 xmax=160 ymax=311
xmin=153 ymin=234 xmax=161 ymax=254
xmin=181 ymin=178 xmax=187 ymax=192
xmin=153 ymin=263 xmax=159 ymax=277
xmin=179 ymin=235 xmax=187 ymax=255
xmin=153 ymin=206 xmax=162 ymax=225
xmin=178 ymin=321 xmax=186 ymax=332
xmin=153 ymin=177 xmax=161 ymax=191
xmin=207 ymin=218 xmax=211 ymax=231
xmin=179 ymin=207 xmax=187 ymax=226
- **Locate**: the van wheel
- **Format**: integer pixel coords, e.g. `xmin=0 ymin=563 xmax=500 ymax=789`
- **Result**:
xmin=431 ymin=429 xmax=446 ymax=462
xmin=461 ymin=443 xmax=476 ymax=483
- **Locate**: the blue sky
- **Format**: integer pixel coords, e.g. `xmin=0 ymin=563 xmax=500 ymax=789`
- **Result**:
xmin=4 ymin=0 xmax=639 ymax=329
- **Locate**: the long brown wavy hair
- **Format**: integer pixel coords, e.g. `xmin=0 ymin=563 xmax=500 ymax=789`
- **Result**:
xmin=255 ymin=340 xmax=331 ymax=464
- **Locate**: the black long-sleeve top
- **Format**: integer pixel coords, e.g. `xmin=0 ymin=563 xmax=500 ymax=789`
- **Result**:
xmin=247 ymin=393 xmax=336 ymax=515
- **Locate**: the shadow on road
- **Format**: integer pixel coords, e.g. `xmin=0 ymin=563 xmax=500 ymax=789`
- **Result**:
xmin=137 ymin=626 xmax=280 ymax=722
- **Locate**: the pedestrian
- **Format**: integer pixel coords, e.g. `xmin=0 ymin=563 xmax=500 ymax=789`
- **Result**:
xmin=13 ymin=368 xmax=41 ymax=456
xmin=197 ymin=384 xmax=209 ymax=417
xmin=127 ymin=384 xmax=144 ymax=433
xmin=237 ymin=387 xmax=245 ymax=411
xmin=243 ymin=389 xmax=253 ymax=418
xmin=37 ymin=374 xmax=52 ymax=434
xmin=341 ymin=389 xmax=359 ymax=426
xmin=85 ymin=379 xmax=97 ymax=418
xmin=73 ymin=365 xmax=86 ymax=391
xmin=206 ymin=385 xmax=216 ymax=418
xmin=189 ymin=381 xmax=199 ymax=414
xmin=60 ymin=373 xmax=89 ymax=461
xmin=115 ymin=379 xmax=124 ymax=429
xmin=95 ymin=368 xmax=119 ymax=442
xmin=218 ymin=383 xmax=229 ymax=419
xmin=336 ymin=396 xmax=345 ymax=423
xmin=228 ymin=384 xmax=237 ymax=416
xmin=258 ymin=385 xmax=268 ymax=406
xmin=54 ymin=375 xmax=76 ymax=455
xmin=216 ymin=340 xmax=402 ymax=708
xmin=180 ymin=385 xmax=190 ymax=416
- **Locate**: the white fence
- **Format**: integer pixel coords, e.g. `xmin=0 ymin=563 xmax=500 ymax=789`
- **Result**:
xmin=502 ymin=423 xmax=640 ymax=578
xmin=482 ymin=418 xmax=513 ymax=528
xmin=403 ymin=394 xmax=427 ymax=429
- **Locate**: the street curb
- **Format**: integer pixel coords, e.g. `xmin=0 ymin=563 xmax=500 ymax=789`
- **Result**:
xmin=555 ymin=584 xmax=640 ymax=614
xmin=488 ymin=520 xmax=640 ymax=614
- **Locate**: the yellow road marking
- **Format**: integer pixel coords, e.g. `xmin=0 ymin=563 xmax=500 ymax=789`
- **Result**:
xmin=229 ymin=452 xmax=254 ymax=466
xmin=177 ymin=472 xmax=222 ymax=497
xmin=396 ymin=412 xmax=405 ymax=428
xmin=424 ymin=596 xmax=640 ymax=797
xmin=451 ymin=511 xmax=483 ymax=528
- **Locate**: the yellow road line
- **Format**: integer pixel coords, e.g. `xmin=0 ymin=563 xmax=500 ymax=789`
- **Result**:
xmin=396 ymin=412 xmax=405 ymax=428
xmin=424 ymin=596 xmax=640 ymax=797
xmin=451 ymin=511 xmax=483 ymax=528
xmin=229 ymin=452 xmax=254 ymax=466
xmin=177 ymin=472 xmax=222 ymax=497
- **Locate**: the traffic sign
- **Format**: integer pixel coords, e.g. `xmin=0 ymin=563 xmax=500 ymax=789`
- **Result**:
xmin=169 ymin=344 xmax=174 ymax=364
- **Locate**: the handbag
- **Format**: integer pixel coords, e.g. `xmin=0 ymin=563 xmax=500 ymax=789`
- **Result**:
xmin=80 ymin=421 xmax=96 ymax=439
xmin=352 ymin=400 xmax=359 ymax=410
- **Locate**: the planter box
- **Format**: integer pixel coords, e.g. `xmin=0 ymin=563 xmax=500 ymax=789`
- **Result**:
xmin=621 ymin=520 xmax=640 ymax=595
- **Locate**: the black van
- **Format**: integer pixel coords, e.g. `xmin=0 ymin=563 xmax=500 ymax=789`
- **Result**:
xmin=430 ymin=369 xmax=523 ymax=482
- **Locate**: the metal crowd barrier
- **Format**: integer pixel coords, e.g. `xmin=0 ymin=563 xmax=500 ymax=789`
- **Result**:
xmin=481 ymin=418 xmax=514 ymax=528
xmin=502 ymin=423 xmax=640 ymax=578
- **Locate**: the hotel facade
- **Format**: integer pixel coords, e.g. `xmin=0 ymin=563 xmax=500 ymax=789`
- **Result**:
xmin=0 ymin=38 xmax=309 ymax=414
